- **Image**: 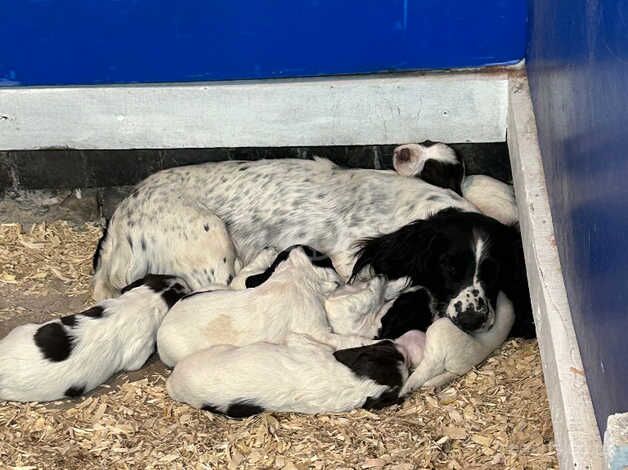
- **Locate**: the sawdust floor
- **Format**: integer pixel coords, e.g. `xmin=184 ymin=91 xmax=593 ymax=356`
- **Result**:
xmin=0 ymin=221 xmax=557 ymax=469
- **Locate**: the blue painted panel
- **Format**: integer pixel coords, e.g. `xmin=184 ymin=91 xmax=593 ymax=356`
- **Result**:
xmin=0 ymin=0 xmax=526 ymax=86
xmin=527 ymin=0 xmax=628 ymax=432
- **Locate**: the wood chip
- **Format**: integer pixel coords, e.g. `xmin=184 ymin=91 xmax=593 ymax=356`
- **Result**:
xmin=0 ymin=221 xmax=558 ymax=469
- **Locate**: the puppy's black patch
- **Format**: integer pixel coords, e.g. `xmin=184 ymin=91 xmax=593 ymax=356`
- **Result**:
xmin=161 ymin=282 xmax=188 ymax=308
xmin=34 ymin=323 xmax=74 ymax=362
xmin=245 ymin=249 xmax=291 ymax=288
xmin=201 ymin=403 xmax=222 ymax=414
xmin=226 ymin=401 xmax=265 ymax=418
xmin=420 ymin=159 xmax=464 ymax=195
xmin=201 ymin=400 xmax=264 ymax=418
xmin=419 ymin=139 xmax=437 ymax=147
xmin=92 ymin=219 xmax=110 ymax=272
xmin=334 ymin=341 xmax=404 ymax=388
xmin=82 ymin=306 xmax=105 ymax=319
xmin=376 ymin=288 xmax=434 ymax=339
xmin=64 ymin=385 xmax=85 ymax=398
xmin=363 ymin=388 xmax=403 ymax=410
xmin=245 ymin=245 xmax=335 ymax=288
xmin=60 ymin=314 xmax=78 ymax=328
xmin=120 ymin=274 xmax=180 ymax=295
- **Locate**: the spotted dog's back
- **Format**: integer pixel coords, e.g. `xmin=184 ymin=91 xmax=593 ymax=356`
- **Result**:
xmin=94 ymin=157 xmax=475 ymax=299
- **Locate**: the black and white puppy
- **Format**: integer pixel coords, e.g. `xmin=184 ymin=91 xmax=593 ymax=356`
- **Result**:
xmin=0 ymin=275 xmax=189 ymax=402
xmin=325 ymin=276 xmax=435 ymax=340
xmin=241 ymin=244 xmax=335 ymax=288
xmin=393 ymin=141 xmax=465 ymax=195
xmin=393 ymin=141 xmax=518 ymax=226
xmin=166 ymin=330 xmax=425 ymax=417
xmin=351 ymin=207 xmax=534 ymax=338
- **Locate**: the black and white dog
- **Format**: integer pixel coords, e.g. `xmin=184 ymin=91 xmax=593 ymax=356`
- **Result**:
xmin=94 ymin=156 xmax=533 ymax=337
xmin=393 ymin=141 xmax=518 ymax=226
xmin=0 ymin=275 xmax=189 ymax=402
xmin=166 ymin=330 xmax=426 ymax=416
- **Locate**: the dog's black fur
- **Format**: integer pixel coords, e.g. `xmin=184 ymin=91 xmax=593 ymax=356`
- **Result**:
xmin=351 ymin=208 xmax=534 ymax=338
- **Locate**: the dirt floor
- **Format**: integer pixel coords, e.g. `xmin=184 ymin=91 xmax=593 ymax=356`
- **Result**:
xmin=0 ymin=220 xmax=558 ymax=469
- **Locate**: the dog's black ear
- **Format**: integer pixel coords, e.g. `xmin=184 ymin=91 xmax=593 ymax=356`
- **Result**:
xmin=495 ymin=225 xmax=535 ymax=339
xmin=420 ymin=160 xmax=464 ymax=196
xmin=350 ymin=219 xmax=447 ymax=285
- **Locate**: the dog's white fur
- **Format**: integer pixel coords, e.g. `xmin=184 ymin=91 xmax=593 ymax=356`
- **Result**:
xmin=94 ymin=157 xmax=477 ymax=299
xmin=400 ymin=291 xmax=515 ymax=395
xmin=166 ymin=331 xmax=425 ymax=415
xmin=325 ymin=276 xmax=413 ymax=338
xmin=393 ymin=143 xmax=459 ymax=177
xmin=462 ymin=175 xmax=518 ymax=225
xmin=157 ymin=247 xmax=376 ymax=368
xmin=94 ymin=204 xmax=238 ymax=300
xmin=0 ymin=277 xmax=188 ymax=402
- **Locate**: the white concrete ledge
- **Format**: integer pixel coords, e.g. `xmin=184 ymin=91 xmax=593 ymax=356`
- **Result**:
xmin=507 ymin=74 xmax=604 ymax=469
xmin=0 ymin=71 xmax=507 ymax=150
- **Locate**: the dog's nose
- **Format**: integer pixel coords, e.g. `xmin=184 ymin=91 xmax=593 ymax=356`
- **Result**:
xmin=454 ymin=304 xmax=489 ymax=332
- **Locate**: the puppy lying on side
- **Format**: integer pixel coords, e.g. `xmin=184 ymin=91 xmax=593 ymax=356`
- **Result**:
xmin=166 ymin=330 xmax=426 ymax=417
xmin=400 ymin=291 xmax=515 ymax=395
xmin=0 ymin=275 xmax=189 ymax=402
xmin=393 ymin=141 xmax=518 ymax=226
xmin=157 ymin=247 xmax=375 ymax=368
xmin=326 ymin=282 xmax=515 ymax=393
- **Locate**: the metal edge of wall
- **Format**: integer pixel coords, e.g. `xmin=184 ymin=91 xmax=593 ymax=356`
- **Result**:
xmin=507 ymin=74 xmax=604 ymax=469
xmin=0 ymin=70 xmax=508 ymax=151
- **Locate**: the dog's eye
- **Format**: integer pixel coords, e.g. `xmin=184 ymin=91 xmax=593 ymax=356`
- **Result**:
xmin=480 ymin=259 xmax=498 ymax=284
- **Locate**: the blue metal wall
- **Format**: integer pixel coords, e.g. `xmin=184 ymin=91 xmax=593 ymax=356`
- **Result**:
xmin=0 ymin=0 xmax=526 ymax=86
xmin=527 ymin=0 xmax=628 ymax=433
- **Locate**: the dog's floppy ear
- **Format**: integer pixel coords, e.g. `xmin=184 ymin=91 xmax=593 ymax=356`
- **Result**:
xmin=420 ymin=159 xmax=465 ymax=196
xmin=350 ymin=219 xmax=447 ymax=285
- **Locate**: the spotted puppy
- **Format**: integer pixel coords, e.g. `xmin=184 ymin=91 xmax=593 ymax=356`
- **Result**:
xmin=0 ymin=275 xmax=189 ymax=402
xmin=166 ymin=330 xmax=426 ymax=417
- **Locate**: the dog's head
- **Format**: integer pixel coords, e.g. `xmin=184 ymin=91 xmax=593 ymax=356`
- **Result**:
xmin=393 ymin=141 xmax=464 ymax=195
xmin=351 ymin=208 xmax=525 ymax=333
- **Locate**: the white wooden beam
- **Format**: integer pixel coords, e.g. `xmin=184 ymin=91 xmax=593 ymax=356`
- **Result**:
xmin=0 ymin=71 xmax=507 ymax=150
xmin=507 ymin=74 xmax=604 ymax=469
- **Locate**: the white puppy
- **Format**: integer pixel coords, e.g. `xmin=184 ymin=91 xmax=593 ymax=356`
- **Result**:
xmin=0 ymin=275 xmax=189 ymax=402
xmin=400 ymin=291 xmax=515 ymax=395
xmin=166 ymin=330 xmax=426 ymax=416
xmin=157 ymin=247 xmax=375 ymax=368
xmin=462 ymin=174 xmax=518 ymax=225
